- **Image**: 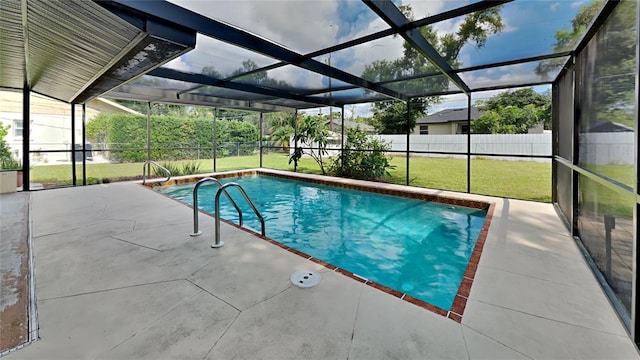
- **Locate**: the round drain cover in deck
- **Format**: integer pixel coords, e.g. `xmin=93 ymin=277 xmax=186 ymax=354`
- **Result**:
xmin=290 ymin=270 xmax=321 ymax=288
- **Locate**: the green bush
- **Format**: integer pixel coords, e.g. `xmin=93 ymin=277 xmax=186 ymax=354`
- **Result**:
xmin=157 ymin=162 xmax=182 ymax=177
xmin=330 ymin=127 xmax=394 ymax=180
xmin=181 ymin=160 xmax=202 ymax=175
xmin=0 ymin=124 xmax=17 ymax=169
xmin=86 ymin=114 xmax=259 ymax=162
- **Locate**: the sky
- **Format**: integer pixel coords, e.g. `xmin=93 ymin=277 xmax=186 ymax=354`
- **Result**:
xmin=164 ymin=0 xmax=591 ymax=116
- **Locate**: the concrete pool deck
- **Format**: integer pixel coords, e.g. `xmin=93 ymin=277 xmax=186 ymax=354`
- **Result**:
xmin=4 ymin=171 xmax=640 ymax=359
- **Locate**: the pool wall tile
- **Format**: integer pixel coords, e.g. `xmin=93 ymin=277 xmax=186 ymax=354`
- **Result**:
xmin=151 ymin=168 xmax=497 ymax=323
xmin=334 ymin=268 xmax=368 ymax=283
xmin=450 ymin=295 xmax=468 ymax=315
xmin=463 ymin=262 xmax=479 ymax=280
xmin=457 ymin=278 xmax=473 ymax=298
xmin=366 ymin=282 xmax=404 ymax=299
xmin=402 ymin=295 xmax=448 ymax=317
xmin=447 ymin=312 xmax=462 ymax=323
xmin=308 ymin=258 xmax=337 ymax=270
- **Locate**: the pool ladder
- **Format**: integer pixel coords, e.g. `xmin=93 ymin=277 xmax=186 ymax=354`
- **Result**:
xmin=190 ymin=177 xmax=265 ymax=248
xmin=142 ymin=160 xmax=171 ymax=185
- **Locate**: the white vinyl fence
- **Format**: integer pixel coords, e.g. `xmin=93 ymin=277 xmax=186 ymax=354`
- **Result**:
xmin=291 ymin=132 xmax=632 ymax=165
xmin=378 ymin=134 xmax=552 ymax=162
xmin=579 ymin=132 xmax=634 ymax=165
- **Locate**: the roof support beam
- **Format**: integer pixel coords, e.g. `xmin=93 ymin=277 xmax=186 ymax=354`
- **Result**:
xmin=364 ymin=0 xmax=471 ymax=94
xmin=105 ymin=0 xmax=408 ymax=102
xmin=105 ymin=84 xmax=294 ymax=112
xmin=149 ymin=67 xmax=337 ymax=107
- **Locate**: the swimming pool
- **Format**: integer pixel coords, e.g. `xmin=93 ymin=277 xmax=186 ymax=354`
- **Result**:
xmin=157 ymin=171 xmax=491 ymax=316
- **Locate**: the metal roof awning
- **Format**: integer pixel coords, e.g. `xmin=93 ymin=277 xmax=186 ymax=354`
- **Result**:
xmin=0 ymin=0 xmax=195 ymax=104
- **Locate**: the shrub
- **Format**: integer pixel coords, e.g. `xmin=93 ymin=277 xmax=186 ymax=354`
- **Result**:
xmin=289 ymin=116 xmax=330 ymax=174
xmin=157 ymin=162 xmax=182 ymax=177
xmin=181 ymin=161 xmax=202 ymax=175
xmin=330 ymin=127 xmax=394 ymax=180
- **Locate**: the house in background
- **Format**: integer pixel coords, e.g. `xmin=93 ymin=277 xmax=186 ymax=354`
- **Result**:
xmin=0 ymin=91 xmax=139 ymax=164
xmin=325 ymin=119 xmax=376 ymax=134
xmin=414 ymin=107 xmax=483 ymax=135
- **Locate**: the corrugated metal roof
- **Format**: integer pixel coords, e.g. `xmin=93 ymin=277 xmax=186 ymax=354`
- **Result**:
xmin=0 ymin=0 xmax=195 ymax=105
xmin=0 ymin=0 xmax=25 ymax=90
xmin=23 ymin=0 xmax=144 ymax=102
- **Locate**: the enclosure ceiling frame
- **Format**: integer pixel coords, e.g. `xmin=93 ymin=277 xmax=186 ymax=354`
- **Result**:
xmin=215 ymin=0 xmax=513 ymax=91
xmin=108 ymin=0 xmax=408 ymax=103
xmin=149 ymin=67 xmax=337 ymax=108
xmin=106 ymin=84 xmax=294 ymax=113
xmin=364 ymin=0 xmax=471 ymax=94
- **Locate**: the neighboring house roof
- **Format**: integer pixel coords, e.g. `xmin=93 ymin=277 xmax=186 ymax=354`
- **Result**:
xmin=588 ymin=121 xmax=633 ymax=133
xmin=416 ymin=107 xmax=483 ymax=125
xmin=325 ymin=119 xmax=375 ymax=132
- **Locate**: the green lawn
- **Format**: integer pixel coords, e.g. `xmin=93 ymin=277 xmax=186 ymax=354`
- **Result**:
xmin=31 ymin=153 xmax=551 ymax=202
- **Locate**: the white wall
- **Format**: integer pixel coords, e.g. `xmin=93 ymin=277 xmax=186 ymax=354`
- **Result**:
xmin=0 ymin=91 xmax=135 ymax=165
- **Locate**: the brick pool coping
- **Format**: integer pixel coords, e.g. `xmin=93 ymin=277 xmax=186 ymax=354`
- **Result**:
xmin=144 ymin=169 xmax=495 ymax=322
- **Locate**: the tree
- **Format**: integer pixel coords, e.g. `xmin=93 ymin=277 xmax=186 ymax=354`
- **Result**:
xmin=289 ymin=115 xmax=330 ymax=174
xmin=477 ymin=88 xmax=552 ymax=129
xmin=535 ymin=0 xmax=604 ymax=77
xmin=224 ymin=120 xmax=259 ymax=143
xmin=363 ymin=5 xmax=504 ymax=134
xmin=369 ymin=99 xmax=429 ymax=134
xmin=264 ymin=112 xmax=296 ymax=150
xmin=537 ymin=0 xmax=635 ymax=128
xmin=472 ymin=104 xmax=544 ymax=134
xmin=270 ymin=126 xmax=294 ymax=148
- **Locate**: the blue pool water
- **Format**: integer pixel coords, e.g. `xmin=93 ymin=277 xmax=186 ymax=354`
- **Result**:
xmin=159 ymin=175 xmax=486 ymax=310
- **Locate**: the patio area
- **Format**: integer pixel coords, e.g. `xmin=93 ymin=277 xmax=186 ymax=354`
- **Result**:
xmin=3 ymin=171 xmax=638 ymax=359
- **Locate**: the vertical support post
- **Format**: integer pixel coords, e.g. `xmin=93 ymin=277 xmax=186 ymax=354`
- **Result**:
xmin=341 ymin=105 xmax=345 ymax=169
xmin=21 ymin=85 xmax=30 ymax=191
xmin=406 ymin=100 xmax=410 ymax=185
xmin=71 ymin=103 xmax=77 ymax=186
xmin=259 ymin=112 xmax=263 ymax=168
xmin=572 ymin=55 xmax=580 ymax=236
xmin=213 ymin=108 xmax=217 ymax=172
xmin=82 ymin=104 xmax=87 ymax=186
xmin=146 ymin=102 xmax=152 ymax=176
xmin=551 ymin=81 xmax=559 ymax=204
xmin=294 ymin=110 xmax=299 ymax=172
xmin=632 ymin=0 xmax=640 ymax=344
xmin=467 ymin=95 xmax=471 ymax=193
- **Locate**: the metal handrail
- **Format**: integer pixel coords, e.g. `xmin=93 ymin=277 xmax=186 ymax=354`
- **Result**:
xmin=142 ymin=160 xmax=171 ymax=185
xmin=213 ymin=182 xmax=265 ymax=248
xmin=190 ymin=177 xmax=243 ymax=237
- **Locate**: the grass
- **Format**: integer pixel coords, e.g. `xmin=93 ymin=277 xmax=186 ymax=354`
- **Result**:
xmin=30 ymin=153 xmax=551 ymax=202
xmin=387 ymin=156 xmax=551 ymax=202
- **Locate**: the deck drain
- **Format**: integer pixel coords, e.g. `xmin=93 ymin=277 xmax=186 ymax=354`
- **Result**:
xmin=290 ymin=270 xmax=321 ymax=288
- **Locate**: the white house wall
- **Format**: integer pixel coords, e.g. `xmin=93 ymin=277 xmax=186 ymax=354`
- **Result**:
xmin=0 ymin=91 xmax=128 ymax=164
xmin=412 ymin=122 xmax=466 ymax=135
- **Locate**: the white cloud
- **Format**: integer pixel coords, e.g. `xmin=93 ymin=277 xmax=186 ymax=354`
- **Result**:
xmin=169 ymin=0 xmax=340 ymax=53
xmin=551 ymin=2 xmax=561 ymax=11
xmin=402 ymin=0 xmax=457 ymax=19
xmin=164 ymin=57 xmax=191 ymax=72
xmin=571 ymin=0 xmax=587 ymax=8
